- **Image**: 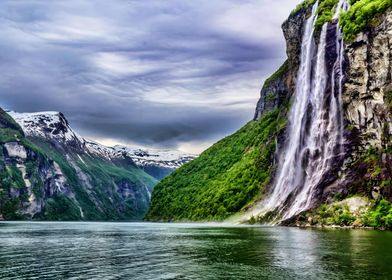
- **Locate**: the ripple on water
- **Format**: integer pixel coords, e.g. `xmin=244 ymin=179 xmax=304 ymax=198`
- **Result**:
xmin=0 ymin=222 xmax=391 ymax=279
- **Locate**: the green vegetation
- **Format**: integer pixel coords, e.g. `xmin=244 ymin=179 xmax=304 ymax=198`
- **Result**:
xmin=304 ymin=199 xmax=392 ymax=229
xmin=340 ymin=0 xmax=392 ymax=42
xmin=0 ymin=128 xmax=22 ymax=144
xmin=76 ymin=154 xmax=157 ymax=220
xmin=346 ymin=146 xmax=392 ymax=195
xmin=263 ymin=61 xmax=288 ymax=88
xmin=0 ymin=159 xmax=27 ymax=219
xmin=32 ymin=140 xmax=156 ymax=220
xmin=0 ymin=195 xmax=23 ymax=220
xmin=41 ymin=194 xmax=82 ymax=221
xmin=290 ymin=0 xmax=340 ymax=31
xmin=146 ymin=108 xmax=288 ymax=221
xmin=363 ymin=199 xmax=392 ymax=229
xmin=0 ymin=164 xmax=24 ymax=190
xmin=0 ymin=108 xmax=23 ymax=144
xmin=290 ymin=0 xmax=392 ymax=41
xmin=315 ymin=0 xmax=339 ymax=31
xmin=291 ymin=0 xmax=317 ymax=16
xmin=311 ymin=203 xmax=356 ymax=226
xmin=7 ymin=165 xmax=25 ymax=189
xmin=0 ymin=108 xmax=22 ymax=132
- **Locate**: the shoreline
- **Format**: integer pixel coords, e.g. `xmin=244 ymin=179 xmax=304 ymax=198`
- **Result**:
xmin=0 ymin=220 xmax=389 ymax=231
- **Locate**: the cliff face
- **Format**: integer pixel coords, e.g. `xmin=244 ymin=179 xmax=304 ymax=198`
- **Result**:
xmin=344 ymin=11 xmax=392 ymax=149
xmin=253 ymin=10 xmax=307 ymax=120
xmin=334 ymin=10 xmax=392 ymax=206
xmin=253 ymin=2 xmax=392 ymax=227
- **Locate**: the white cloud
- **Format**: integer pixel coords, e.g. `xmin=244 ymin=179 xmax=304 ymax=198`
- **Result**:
xmin=93 ymin=52 xmax=162 ymax=76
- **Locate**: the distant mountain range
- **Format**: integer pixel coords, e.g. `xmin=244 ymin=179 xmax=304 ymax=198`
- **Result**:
xmin=0 ymin=109 xmax=195 ymax=221
xmin=9 ymin=111 xmax=196 ymax=180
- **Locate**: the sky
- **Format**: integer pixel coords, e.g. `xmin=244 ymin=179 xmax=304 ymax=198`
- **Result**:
xmin=0 ymin=0 xmax=299 ymax=154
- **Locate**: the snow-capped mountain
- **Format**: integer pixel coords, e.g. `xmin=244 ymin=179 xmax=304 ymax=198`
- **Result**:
xmin=8 ymin=111 xmax=197 ymax=179
xmin=2 ymin=108 xmax=154 ymax=221
xmin=84 ymin=141 xmax=196 ymax=179
xmin=9 ymin=111 xmax=85 ymax=150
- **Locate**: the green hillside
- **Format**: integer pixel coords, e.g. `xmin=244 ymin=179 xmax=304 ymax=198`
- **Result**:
xmin=146 ymin=107 xmax=288 ymax=221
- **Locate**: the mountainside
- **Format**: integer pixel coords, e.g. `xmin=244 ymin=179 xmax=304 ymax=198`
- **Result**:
xmin=85 ymin=141 xmax=196 ymax=180
xmin=147 ymin=0 xmax=392 ymax=228
xmin=10 ymin=111 xmax=196 ymax=180
xmin=1 ymin=109 xmax=158 ymax=220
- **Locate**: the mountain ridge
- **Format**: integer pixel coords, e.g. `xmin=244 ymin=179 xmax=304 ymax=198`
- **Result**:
xmin=9 ymin=110 xmax=197 ymax=180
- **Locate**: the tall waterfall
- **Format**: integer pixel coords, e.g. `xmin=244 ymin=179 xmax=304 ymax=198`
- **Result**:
xmin=257 ymin=0 xmax=349 ymax=222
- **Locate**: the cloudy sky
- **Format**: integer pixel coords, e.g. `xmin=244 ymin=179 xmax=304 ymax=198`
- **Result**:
xmin=0 ymin=0 xmax=299 ymax=153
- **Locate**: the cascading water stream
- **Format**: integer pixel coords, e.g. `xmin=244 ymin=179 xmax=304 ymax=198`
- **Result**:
xmin=256 ymin=0 xmax=349 ymax=222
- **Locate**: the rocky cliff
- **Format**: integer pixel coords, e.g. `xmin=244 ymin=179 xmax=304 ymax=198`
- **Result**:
xmin=147 ymin=0 xmax=392 ymax=227
xmin=253 ymin=0 xmax=392 ymax=227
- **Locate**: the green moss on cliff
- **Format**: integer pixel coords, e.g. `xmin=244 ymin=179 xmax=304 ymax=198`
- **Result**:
xmin=340 ymin=0 xmax=392 ymax=42
xmin=263 ymin=61 xmax=288 ymax=88
xmin=290 ymin=0 xmax=340 ymax=31
xmin=315 ymin=0 xmax=339 ymax=31
xmin=77 ymin=155 xmax=156 ymax=220
xmin=146 ymin=108 xmax=288 ymax=221
xmin=0 ymin=108 xmax=24 ymax=144
xmin=291 ymin=0 xmax=317 ymax=16
xmin=291 ymin=0 xmax=392 ymax=41
xmin=32 ymin=140 xmax=156 ymax=221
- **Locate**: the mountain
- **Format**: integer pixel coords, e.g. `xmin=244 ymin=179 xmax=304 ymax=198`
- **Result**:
xmin=9 ymin=111 xmax=196 ymax=180
xmin=0 ymin=109 xmax=160 ymax=221
xmin=146 ymin=0 xmax=392 ymax=228
xmin=86 ymin=142 xmax=196 ymax=180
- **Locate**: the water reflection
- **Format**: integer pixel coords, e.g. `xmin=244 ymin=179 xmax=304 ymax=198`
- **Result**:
xmin=0 ymin=222 xmax=391 ymax=279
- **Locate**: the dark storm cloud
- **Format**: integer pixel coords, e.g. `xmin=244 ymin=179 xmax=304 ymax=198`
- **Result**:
xmin=0 ymin=0 xmax=299 ymax=153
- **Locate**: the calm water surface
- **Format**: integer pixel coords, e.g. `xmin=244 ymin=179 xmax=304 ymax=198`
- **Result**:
xmin=0 ymin=222 xmax=391 ymax=279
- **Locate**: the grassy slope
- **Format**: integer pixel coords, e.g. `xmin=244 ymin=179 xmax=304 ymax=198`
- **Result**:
xmin=146 ymin=108 xmax=288 ymax=221
xmin=0 ymin=108 xmax=24 ymax=144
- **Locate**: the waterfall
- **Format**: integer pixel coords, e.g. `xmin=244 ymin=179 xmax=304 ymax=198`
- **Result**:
xmin=257 ymin=0 xmax=349 ymax=222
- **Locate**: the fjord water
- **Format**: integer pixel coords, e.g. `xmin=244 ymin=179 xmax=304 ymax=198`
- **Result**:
xmin=1 ymin=222 xmax=391 ymax=279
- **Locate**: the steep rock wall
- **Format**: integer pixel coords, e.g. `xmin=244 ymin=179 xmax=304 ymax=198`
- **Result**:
xmin=253 ymin=4 xmax=391 ymax=224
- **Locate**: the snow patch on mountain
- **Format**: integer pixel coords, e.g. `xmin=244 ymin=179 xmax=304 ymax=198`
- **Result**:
xmin=8 ymin=111 xmax=84 ymax=144
xmin=9 ymin=111 xmax=197 ymax=175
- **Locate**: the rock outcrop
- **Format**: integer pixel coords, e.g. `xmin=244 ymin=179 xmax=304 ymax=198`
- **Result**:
xmin=344 ymin=12 xmax=392 ymax=149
